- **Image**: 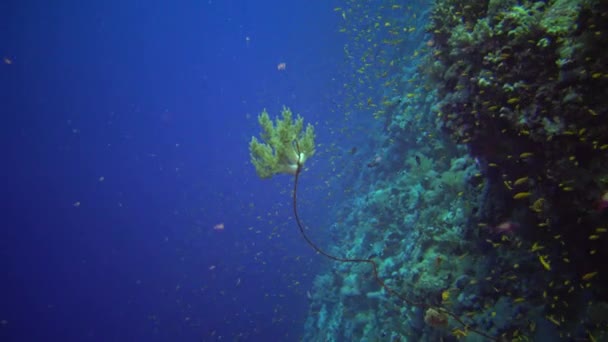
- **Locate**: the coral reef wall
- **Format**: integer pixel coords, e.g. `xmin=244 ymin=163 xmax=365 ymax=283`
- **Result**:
xmin=304 ymin=0 xmax=608 ymax=341
xmin=428 ymin=0 xmax=608 ymax=337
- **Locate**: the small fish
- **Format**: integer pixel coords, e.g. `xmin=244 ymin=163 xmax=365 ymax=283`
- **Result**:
xmin=539 ymin=255 xmax=551 ymax=271
xmin=582 ymin=272 xmax=598 ymax=281
xmin=530 ymin=242 xmax=544 ymax=252
xmin=530 ymin=198 xmax=545 ymax=212
xmin=513 ymin=192 xmax=531 ymax=199
xmin=415 ymin=155 xmax=421 ymax=166
xmin=513 ymin=177 xmax=528 ymax=186
xmin=452 ymin=328 xmax=468 ymax=338
xmin=546 ymin=315 xmax=560 ymax=326
xmin=492 ymin=221 xmax=519 ymax=235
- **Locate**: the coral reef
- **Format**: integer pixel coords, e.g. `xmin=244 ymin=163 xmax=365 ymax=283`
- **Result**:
xmin=426 ymin=0 xmax=608 ymax=338
xmin=301 ymin=0 xmax=608 ymax=340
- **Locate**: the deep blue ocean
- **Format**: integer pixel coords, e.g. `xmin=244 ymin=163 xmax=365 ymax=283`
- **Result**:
xmin=2 ymin=1 xmax=350 ymax=340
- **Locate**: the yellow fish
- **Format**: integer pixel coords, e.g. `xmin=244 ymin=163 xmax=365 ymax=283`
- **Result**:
xmin=513 ymin=177 xmax=528 ymax=186
xmin=539 ymin=255 xmax=551 ymax=271
xmin=582 ymin=272 xmax=598 ymax=281
xmin=513 ymin=192 xmax=531 ymax=199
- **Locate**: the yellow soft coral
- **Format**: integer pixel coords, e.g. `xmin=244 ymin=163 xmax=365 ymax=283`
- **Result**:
xmin=249 ymin=107 xmax=315 ymax=179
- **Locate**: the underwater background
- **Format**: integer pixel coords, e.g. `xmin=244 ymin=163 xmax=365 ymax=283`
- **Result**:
xmin=2 ymin=0 xmax=607 ymax=341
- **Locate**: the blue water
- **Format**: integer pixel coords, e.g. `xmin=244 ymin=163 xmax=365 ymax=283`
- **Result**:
xmin=1 ymin=1 xmax=350 ymax=340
